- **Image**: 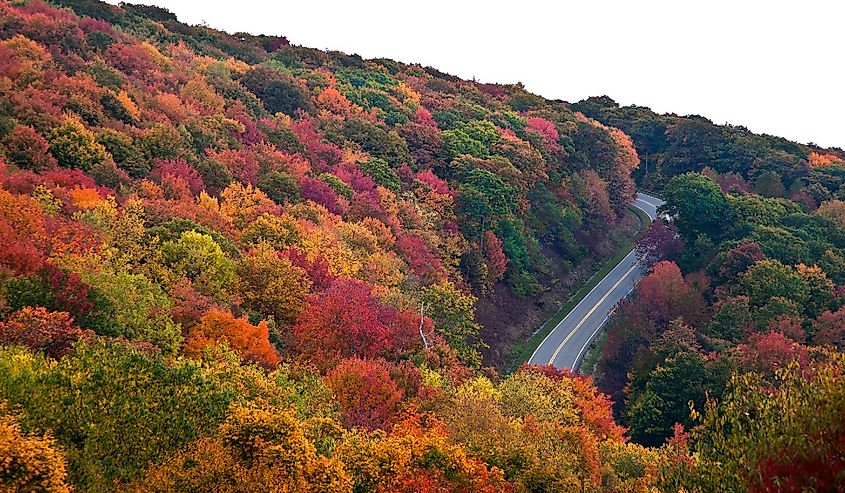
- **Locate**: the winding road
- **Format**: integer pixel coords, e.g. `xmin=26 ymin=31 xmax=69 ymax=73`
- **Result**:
xmin=528 ymin=193 xmax=664 ymax=370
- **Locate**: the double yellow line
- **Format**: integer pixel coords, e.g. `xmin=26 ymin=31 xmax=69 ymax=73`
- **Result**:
xmin=546 ymin=261 xmax=640 ymax=365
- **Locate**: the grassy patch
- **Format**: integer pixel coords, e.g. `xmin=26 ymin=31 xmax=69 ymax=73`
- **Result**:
xmin=629 ymin=205 xmax=651 ymax=241
xmin=508 ymin=206 xmax=652 ymax=373
xmin=578 ymin=329 xmax=609 ymax=376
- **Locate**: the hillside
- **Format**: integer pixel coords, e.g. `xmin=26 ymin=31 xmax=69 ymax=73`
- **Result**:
xmin=2 ymin=0 xmax=649 ymax=370
xmin=577 ymin=105 xmax=845 ymax=486
xmin=0 ymin=1 xmax=843 ymax=492
xmin=574 ymin=95 xmax=845 ymax=200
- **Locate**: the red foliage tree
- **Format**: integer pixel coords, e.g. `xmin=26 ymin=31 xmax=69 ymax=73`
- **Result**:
xmin=790 ymin=190 xmax=817 ymax=211
xmin=396 ymin=235 xmax=444 ymax=283
xmin=150 ymin=158 xmax=205 ymax=195
xmin=525 ymin=116 xmax=562 ymax=154
xmin=399 ymin=122 xmax=443 ymax=169
xmin=579 ymin=170 xmax=614 ymax=224
xmin=0 ymin=306 xmax=89 ymax=358
xmin=104 ymin=42 xmax=159 ymax=80
xmin=324 ymin=357 xmax=403 ymax=431
xmin=292 ymin=278 xmax=421 ymax=367
xmin=291 ymin=119 xmax=343 ymax=171
xmin=751 ymin=427 xmax=845 ymax=493
xmin=279 ymin=247 xmax=334 ymax=291
xmin=713 ymin=242 xmax=765 ymax=285
xmin=482 ymin=230 xmax=508 ymax=281
xmin=167 ymin=278 xmax=218 ymax=331
xmin=813 ymin=305 xmax=845 ymax=349
xmin=389 ymin=359 xmax=423 ymax=400
xmin=414 ymin=169 xmax=452 ymax=196
xmin=334 ymin=164 xmax=376 ymax=194
xmin=207 ymin=148 xmax=259 ymax=186
xmin=735 ymin=331 xmax=810 ymax=379
xmin=766 ymin=315 xmax=806 ymax=343
xmin=414 ymin=107 xmax=437 ymax=127
xmin=633 ymin=261 xmax=695 ymax=327
xmin=39 ymin=167 xmax=99 ymax=191
xmin=2 ymin=125 xmax=57 ymax=171
xmin=703 ymin=167 xmax=749 ymax=194
xmin=43 ymin=262 xmax=94 ymax=320
xmin=226 ymin=102 xmax=264 ymax=145
xmin=636 ymin=219 xmax=682 ymax=267
xmin=300 ymin=176 xmax=344 ymax=215
xmin=156 ymin=173 xmax=193 ymax=200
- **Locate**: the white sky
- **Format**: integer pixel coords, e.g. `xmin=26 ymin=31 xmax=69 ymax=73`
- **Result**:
xmin=108 ymin=0 xmax=843 ymax=149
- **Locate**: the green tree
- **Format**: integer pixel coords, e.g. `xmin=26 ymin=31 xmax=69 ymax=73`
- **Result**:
xmin=157 ymin=230 xmax=235 ymax=299
xmin=705 ymin=297 xmax=751 ymax=342
xmin=240 ymin=67 xmax=313 ymax=117
xmin=421 ymin=281 xmax=484 ymax=366
xmin=751 ymin=170 xmax=785 ymax=198
xmin=318 ymin=173 xmax=353 ymax=199
xmin=496 ymin=218 xmax=540 ymax=296
xmin=67 ymin=252 xmax=183 ymax=354
xmin=256 ymin=170 xmax=301 ymax=205
xmin=139 ymin=123 xmax=185 ymax=161
xmin=340 ymin=118 xmax=412 ymax=167
xmin=748 ymin=226 xmax=809 ymax=265
xmin=728 ymin=194 xmax=797 ymax=229
xmin=96 ymin=128 xmax=148 ymax=178
xmin=359 ymin=158 xmax=400 ymax=191
xmin=752 ymin=296 xmax=800 ymax=330
xmin=457 ymin=119 xmax=500 ymax=147
xmin=441 ymin=129 xmax=488 ymax=160
xmin=47 ymin=116 xmax=111 ymax=171
xmin=456 ymin=168 xmax=519 ymax=236
xmin=627 ymin=351 xmax=709 ymax=446
xmin=739 ymin=259 xmax=808 ymax=309
xmin=686 ymin=356 xmax=845 ymax=492
xmin=661 ymin=173 xmax=730 ymax=240
xmin=0 ymin=343 xmax=235 ymax=489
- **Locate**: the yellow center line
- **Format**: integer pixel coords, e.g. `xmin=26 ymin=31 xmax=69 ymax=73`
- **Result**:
xmin=547 ymin=261 xmax=640 ymax=365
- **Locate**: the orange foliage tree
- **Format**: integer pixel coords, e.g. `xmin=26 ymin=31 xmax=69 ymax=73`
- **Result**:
xmin=184 ymin=309 xmax=280 ymax=369
xmin=0 ymin=187 xmax=47 ymax=276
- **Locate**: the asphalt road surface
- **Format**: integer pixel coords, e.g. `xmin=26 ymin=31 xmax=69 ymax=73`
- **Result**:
xmin=528 ymin=193 xmax=664 ymax=370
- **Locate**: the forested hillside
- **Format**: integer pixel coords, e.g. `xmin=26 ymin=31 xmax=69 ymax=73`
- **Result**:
xmin=0 ymin=1 xmax=843 ymax=492
xmin=574 ymin=95 xmax=845 ymax=202
xmin=0 ymin=0 xmax=647 ymax=370
xmin=580 ymin=110 xmax=845 ymax=488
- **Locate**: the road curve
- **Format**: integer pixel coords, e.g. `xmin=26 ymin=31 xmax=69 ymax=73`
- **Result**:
xmin=528 ymin=193 xmax=664 ymax=370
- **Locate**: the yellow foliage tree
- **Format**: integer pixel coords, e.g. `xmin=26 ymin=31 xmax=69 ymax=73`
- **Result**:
xmin=236 ymin=242 xmax=312 ymax=324
xmin=132 ymin=405 xmax=353 ymax=493
xmin=0 ymin=408 xmax=70 ymax=493
xmin=116 ymin=90 xmax=142 ymax=121
xmin=334 ymin=413 xmax=509 ymax=492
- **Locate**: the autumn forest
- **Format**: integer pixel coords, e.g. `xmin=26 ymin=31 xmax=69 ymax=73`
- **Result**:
xmin=0 ymin=1 xmax=843 ymax=492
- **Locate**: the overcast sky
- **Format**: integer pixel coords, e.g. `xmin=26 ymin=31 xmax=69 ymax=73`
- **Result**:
xmin=109 ymin=1 xmax=843 ymax=149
